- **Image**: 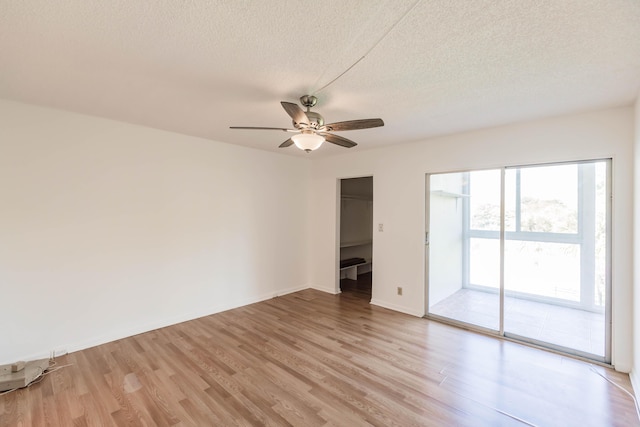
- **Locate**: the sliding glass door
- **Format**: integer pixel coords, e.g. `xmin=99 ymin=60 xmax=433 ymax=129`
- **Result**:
xmin=427 ymin=160 xmax=611 ymax=362
xmin=428 ymin=170 xmax=502 ymax=332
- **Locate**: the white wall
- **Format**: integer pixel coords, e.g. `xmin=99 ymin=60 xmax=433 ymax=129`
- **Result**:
xmin=340 ymin=198 xmax=373 ymax=247
xmin=0 ymin=100 xmax=310 ymax=364
xmin=428 ymin=174 xmax=465 ymax=307
xmin=309 ymin=107 xmax=634 ymax=371
xmin=632 ymin=94 xmax=640 ymax=389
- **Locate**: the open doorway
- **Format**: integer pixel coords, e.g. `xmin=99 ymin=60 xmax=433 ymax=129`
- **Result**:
xmin=339 ymin=177 xmax=373 ymax=299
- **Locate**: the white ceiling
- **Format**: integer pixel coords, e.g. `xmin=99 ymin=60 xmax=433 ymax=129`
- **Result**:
xmin=2 ymin=1 xmax=640 ymax=158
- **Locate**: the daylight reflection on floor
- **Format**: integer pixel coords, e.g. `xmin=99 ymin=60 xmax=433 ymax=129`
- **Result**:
xmin=431 ymin=288 xmax=605 ymax=357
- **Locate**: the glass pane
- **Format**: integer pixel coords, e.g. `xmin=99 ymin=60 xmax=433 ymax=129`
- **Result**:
xmin=469 ymin=170 xmax=501 ymax=231
xmin=504 ymin=241 xmax=580 ymax=302
xmin=469 ymin=238 xmax=499 ymax=289
xmin=519 ymin=165 xmax=578 ymax=233
xmin=504 ymin=161 xmax=608 ymax=359
xmin=429 ymin=171 xmax=499 ymax=331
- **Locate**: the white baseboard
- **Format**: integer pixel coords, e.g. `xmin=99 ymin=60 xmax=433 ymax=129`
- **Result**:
xmin=370 ymin=299 xmax=424 ymax=317
xmin=272 ymin=284 xmax=310 ymax=298
xmin=630 ymin=369 xmax=639 ymax=398
xmin=309 ymin=284 xmax=340 ymax=295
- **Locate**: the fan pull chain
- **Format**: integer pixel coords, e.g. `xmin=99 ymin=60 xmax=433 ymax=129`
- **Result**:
xmin=314 ymin=0 xmax=422 ymax=95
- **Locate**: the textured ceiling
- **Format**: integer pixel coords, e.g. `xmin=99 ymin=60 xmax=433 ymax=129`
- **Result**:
xmin=2 ymin=1 xmax=640 ymax=157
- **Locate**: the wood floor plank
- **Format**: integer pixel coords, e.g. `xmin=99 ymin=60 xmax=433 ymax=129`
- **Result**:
xmin=1 ymin=289 xmax=638 ymax=426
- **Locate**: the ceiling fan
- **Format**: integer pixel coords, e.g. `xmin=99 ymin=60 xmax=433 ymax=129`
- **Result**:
xmin=230 ymin=95 xmax=384 ymax=152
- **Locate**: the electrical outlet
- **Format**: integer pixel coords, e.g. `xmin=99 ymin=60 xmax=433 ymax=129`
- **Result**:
xmin=397 ymin=286 xmax=403 ymax=296
xmin=378 ymin=223 xmax=384 ymax=232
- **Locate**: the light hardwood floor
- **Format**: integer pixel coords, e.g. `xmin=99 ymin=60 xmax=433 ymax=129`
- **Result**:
xmin=1 ymin=289 xmax=638 ymax=426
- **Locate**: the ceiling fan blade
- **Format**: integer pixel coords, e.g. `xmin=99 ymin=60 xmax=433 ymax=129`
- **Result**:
xmin=324 ymin=118 xmax=384 ymax=132
xmin=281 ymin=102 xmax=309 ymax=125
xmin=279 ymin=138 xmax=294 ymax=148
xmin=230 ymin=126 xmax=297 ymax=132
xmin=321 ymin=133 xmax=357 ymax=148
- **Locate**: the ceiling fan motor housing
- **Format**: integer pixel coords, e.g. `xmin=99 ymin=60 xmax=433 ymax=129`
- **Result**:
xmin=302 ymin=111 xmax=324 ymax=129
xmin=295 ymin=95 xmax=323 ymax=129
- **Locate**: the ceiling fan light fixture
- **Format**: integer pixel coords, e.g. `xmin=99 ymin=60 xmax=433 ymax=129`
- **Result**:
xmin=291 ymin=132 xmax=324 ymax=152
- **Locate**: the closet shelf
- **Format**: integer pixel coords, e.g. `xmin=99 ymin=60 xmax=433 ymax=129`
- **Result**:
xmin=340 ymin=239 xmax=372 ymax=248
